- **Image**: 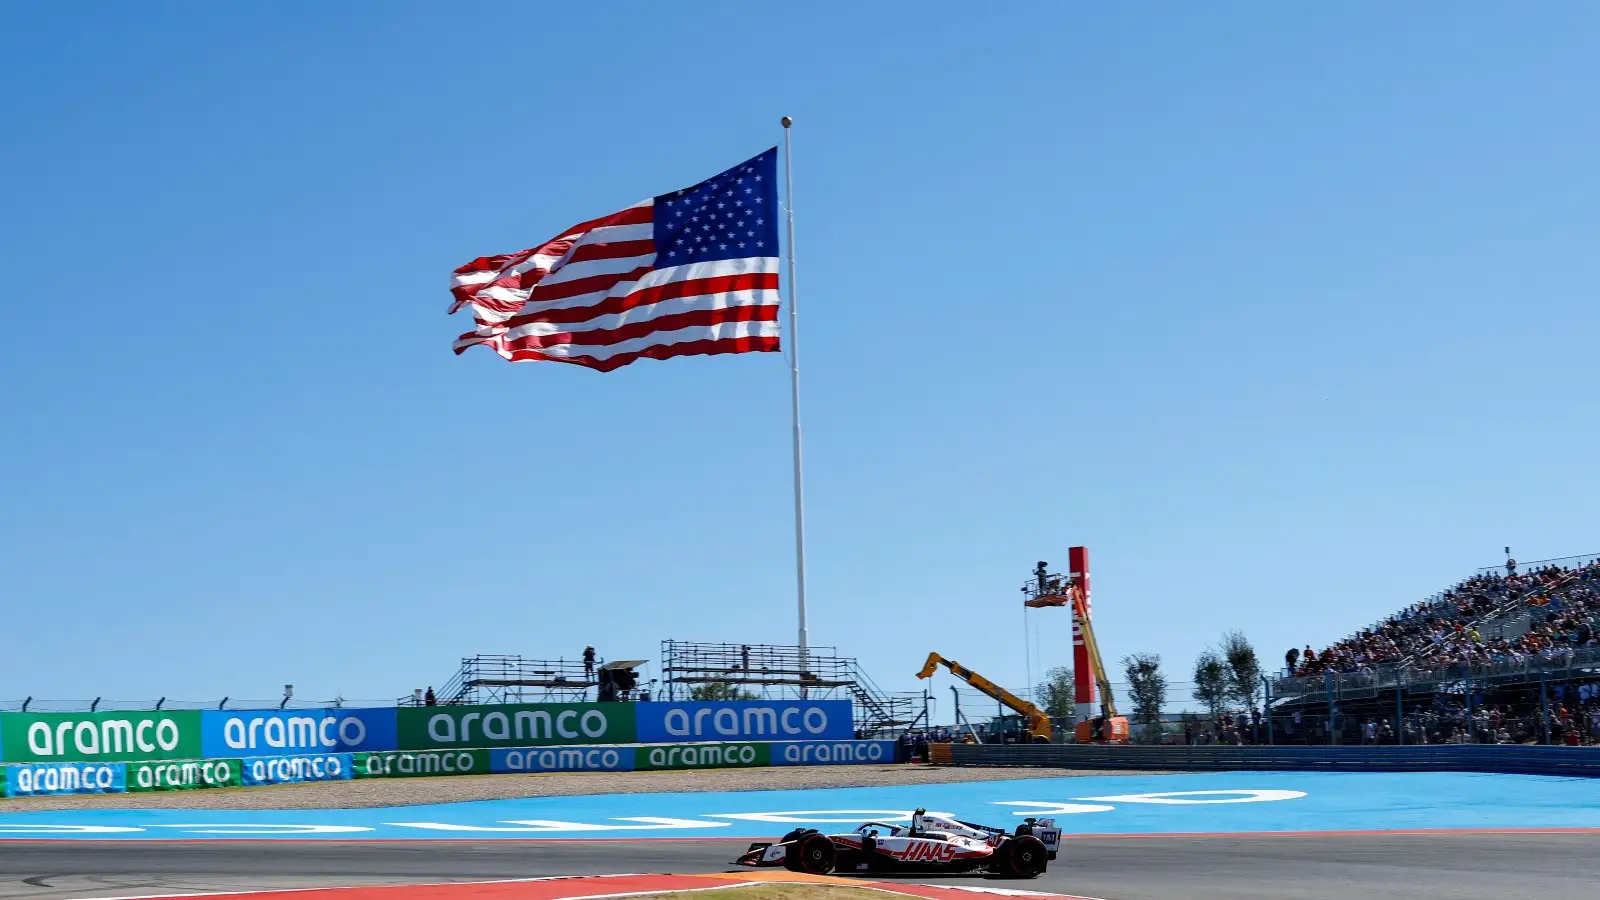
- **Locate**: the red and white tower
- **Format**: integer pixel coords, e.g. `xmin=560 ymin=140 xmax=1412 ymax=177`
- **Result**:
xmin=1069 ymin=545 xmax=1094 ymax=726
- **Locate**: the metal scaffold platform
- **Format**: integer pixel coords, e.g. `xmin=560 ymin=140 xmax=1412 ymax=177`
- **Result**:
xmin=412 ymin=655 xmax=600 ymax=705
xmin=660 ymin=640 xmax=918 ymax=737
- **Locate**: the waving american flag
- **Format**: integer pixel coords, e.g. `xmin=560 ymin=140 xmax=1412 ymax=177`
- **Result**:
xmin=449 ymin=149 xmax=782 ymax=372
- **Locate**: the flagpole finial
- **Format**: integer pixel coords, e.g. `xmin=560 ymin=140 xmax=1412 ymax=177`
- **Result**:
xmin=781 ymin=116 xmax=792 ymax=128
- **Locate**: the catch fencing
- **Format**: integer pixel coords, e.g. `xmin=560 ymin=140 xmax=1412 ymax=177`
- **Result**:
xmin=944 ymin=742 xmax=1600 ymax=777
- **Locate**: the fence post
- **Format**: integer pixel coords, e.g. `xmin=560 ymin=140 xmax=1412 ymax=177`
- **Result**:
xmin=1395 ymin=667 xmax=1404 ymax=746
xmin=1325 ymin=672 xmax=1336 ymax=746
xmin=1262 ymin=676 xmax=1274 ymax=745
xmin=1465 ymin=671 xmax=1475 ymax=744
xmin=1539 ymin=669 xmax=1551 ymax=746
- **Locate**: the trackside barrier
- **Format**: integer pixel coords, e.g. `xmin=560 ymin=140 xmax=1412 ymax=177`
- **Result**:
xmin=241 ymin=753 xmax=353 ymax=786
xmin=354 ymin=749 xmax=491 ymax=778
xmin=0 ymin=700 xmax=860 ymax=763
xmin=493 ymin=746 xmax=633 ymax=773
xmin=945 ymin=743 xmax=1600 ymax=777
xmin=3 ymin=762 xmax=125 ymax=797
xmin=485 ymin=740 xmax=896 ymax=772
xmin=0 ymin=739 xmax=898 ymax=797
xmin=127 ymin=758 xmax=242 ymax=792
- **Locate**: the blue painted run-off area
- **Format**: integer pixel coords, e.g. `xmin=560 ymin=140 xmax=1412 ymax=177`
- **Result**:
xmin=2 ymin=771 xmax=1599 ymax=840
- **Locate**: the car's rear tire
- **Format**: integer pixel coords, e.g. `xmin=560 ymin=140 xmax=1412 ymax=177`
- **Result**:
xmin=784 ymin=833 xmax=836 ymax=874
xmin=997 ymin=836 xmax=1047 ymax=878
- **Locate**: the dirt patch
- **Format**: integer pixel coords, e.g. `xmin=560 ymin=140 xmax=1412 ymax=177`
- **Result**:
xmin=0 ymin=764 xmax=1165 ymax=811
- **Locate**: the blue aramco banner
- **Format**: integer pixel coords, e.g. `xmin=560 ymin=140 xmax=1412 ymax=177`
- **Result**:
xmin=5 ymin=761 xmax=126 ymax=796
xmin=240 ymin=753 xmax=355 ymax=786
xmin=634 ymin=700 xmax=854 ymax=743
xmin=489 ymin=746 xmax=634 ymax=774
xmin=201 ymin=709 xmax=397 ymax=758
xmin=769 ymin=739 xmax=894 ymax=766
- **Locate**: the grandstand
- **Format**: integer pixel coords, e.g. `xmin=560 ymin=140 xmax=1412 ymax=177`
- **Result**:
xmin=1270 ymin=553 xmax=1600 ymax=746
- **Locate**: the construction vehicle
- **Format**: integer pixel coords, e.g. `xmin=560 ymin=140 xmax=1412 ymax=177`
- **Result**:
xmin=916 ymin=652 xmax=1053 ymax=743
xmin=1023 ymin=561 xmax=1130 ymax=744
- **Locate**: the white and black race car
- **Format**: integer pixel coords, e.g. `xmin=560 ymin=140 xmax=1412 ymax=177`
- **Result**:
xmin=733 ymin=809 xmax=1060 ymax=878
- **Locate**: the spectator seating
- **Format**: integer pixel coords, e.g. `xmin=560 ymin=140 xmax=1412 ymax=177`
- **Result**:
xmin=1296 ymin=559 xmax=1600 ymax=678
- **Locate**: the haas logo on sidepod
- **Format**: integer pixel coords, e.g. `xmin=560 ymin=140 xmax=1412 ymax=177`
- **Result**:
xmin=901 ymin=840 xmax=958 ymax=863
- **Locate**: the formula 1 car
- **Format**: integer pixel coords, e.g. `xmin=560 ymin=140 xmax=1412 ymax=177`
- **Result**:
xmin=733 ymin=809 xmax=1060 ymax=878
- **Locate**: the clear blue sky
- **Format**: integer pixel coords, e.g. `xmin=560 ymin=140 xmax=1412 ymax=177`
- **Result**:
xmin=2 ymin=3 xmax=1596 ymax=707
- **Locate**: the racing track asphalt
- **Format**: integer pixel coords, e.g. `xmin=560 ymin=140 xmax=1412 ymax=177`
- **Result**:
xmin=1 ymin=834 xmax=1596 ymax=900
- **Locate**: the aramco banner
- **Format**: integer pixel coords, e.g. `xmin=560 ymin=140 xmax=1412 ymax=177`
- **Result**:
xmin=200 ymin=709 xmax=397 ymax=758
xmin=2 ymin=700 xmax=860 ymax=763
xmin=126 ymin=758 xmax=242 ymax=792
xmin=0 ymin=739 xmax=895 ymax=795
xmin=0 ymin=711 xmax=202 ymax=764
xmin=241 ymin=753 xmax=354 ymax=786
xmin=4 ymin=762 xmax=126 ymax=796
xmin=395 ymin=703 xmax=635 ymax=750
xmin=633 ymin=700 xmax=854 ymax=743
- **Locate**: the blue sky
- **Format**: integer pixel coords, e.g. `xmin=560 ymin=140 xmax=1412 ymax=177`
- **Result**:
xmin=2 ymin=3 xmax=1597 ymax=709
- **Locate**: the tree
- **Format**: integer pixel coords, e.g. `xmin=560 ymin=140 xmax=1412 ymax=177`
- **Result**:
xmin=1192 ymin=650 xmax=1230 ymax=723
xmin=1220 ymin=629 xmax=1263 ymax=710
xmin=1121 ymin=652 xmax=1168 ymax=742
xmin=1034 ymin=666 xmax=1074 ymax=726
xmin=689 ymin=682 xmax=757 ymax=701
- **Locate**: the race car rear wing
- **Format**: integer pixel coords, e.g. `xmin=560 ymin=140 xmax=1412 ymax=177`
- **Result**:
xmin=1020 ymin=818 xmax=1061 ymax=856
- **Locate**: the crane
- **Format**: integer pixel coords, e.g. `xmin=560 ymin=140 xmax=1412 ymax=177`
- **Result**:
xmin=1023 ymin=561 xmax=1130 ymax=744
xmin=916 ymin=652 xmax=1053 ymax=743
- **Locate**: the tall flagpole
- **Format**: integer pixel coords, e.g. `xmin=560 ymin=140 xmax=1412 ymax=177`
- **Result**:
xmin=780 ymin=116 xmax=810 ymax=688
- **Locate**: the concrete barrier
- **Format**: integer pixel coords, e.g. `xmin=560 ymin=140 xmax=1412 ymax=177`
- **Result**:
xmin=946 ymin=743 xmax=1600 ymax=777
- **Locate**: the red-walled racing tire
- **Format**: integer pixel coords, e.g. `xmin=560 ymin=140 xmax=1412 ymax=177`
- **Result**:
xmin=785 ymin=833 xmax=836 ymax=874
xmin=997 ymin=835 xmax=1048 ymax=878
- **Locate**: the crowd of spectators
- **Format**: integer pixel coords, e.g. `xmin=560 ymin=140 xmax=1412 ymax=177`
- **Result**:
xmin=1290 ymin=558 xmax=1600 ymax=678
xmin=897 ymin=728 xmax=968 ymax=759
xmin=1181 ymin=711 xmax=1265 ymax=745
xmin=1263 ymin=688 xmax=1600 ymax=746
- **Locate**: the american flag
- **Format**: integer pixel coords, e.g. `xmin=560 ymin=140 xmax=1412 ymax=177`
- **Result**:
xmin=449 ymin=149 xmax=782 ymax=372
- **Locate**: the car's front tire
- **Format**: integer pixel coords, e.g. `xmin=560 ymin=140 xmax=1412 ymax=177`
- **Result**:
xmin=784 ymin=833 xmax=836 ymax=875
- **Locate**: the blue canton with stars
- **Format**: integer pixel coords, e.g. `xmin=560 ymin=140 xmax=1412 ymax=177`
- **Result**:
xmin=654 ymin=147 xmax=779 ymax=266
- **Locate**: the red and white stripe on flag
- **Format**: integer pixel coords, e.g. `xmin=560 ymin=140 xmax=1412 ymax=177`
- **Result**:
xmin=449 ymin=149 xmax=782 ymax=372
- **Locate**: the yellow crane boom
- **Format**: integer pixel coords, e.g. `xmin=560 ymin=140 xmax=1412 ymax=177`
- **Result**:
xmin=1066 ymin=584 xmax=1120 ymax=720
xmin=916 ymin=652 xmax=1052 ymax=743
xmin=1023 ymin=561 xmax=1130 ymax=743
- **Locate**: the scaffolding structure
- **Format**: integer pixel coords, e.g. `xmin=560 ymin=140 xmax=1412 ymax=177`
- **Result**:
xmin=405 ymin=655 xmax=602 ymax=705
xmin=660 ymin=640 xmax=917 ymax=736
xmin=399 ymin=645 xmax=922 ymax=738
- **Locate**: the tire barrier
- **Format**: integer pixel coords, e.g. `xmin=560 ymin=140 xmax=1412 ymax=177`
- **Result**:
xmin=0 ymin=739 xmax=898 ymax=797
xmin=943 ymin=742 xmax=1600 ymax=777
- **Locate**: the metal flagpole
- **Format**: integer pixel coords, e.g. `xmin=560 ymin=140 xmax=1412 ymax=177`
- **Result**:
xmin=780 ymin=116 xmax=810 ymax=691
